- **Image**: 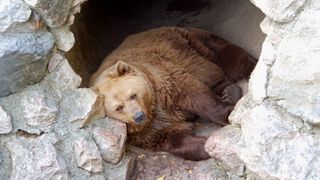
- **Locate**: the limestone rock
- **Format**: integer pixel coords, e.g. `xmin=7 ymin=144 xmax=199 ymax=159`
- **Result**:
xmin=74 ymin=137 xmax=102 ymax=173
xmin=92 ymin=118 xmax=127 ymax=164
xmin=43 ymin=57 xmax=81 ymax=98
xmin=205 ymin=125 xmax=245 ymax=174
xmin=59 ymin=88 xmax=105 ymax=125
xmin=0 ymin=30 xmax=54 ymax=97
xmin=0 ymin=106 xmax=12 ymax=134
xmin=51 ymin=25 xmax=75 ymax=52
xmin=0 ymin=84 xmax=58 ymax=133
xmin=20 ymin=87 xmax=58 ymax=127
xmin=267 ymin=1 xmax=320 ymax=124
xmin=24 ymin=0 xmax=74 ymax=27
xmin=6 ymin=133 xmax=69 ymax=179
xmin=235 ymin=103 xmax=320 ymax=179
xmin=250 ymin=0 xmax=307 ymax=22
xmin=0 ymin=0 xmax=31 ymax=32
xmin=104 ymin=153 xmax=136 ymax=180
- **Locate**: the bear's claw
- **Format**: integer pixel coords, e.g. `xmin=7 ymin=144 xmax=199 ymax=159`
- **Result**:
xmin=222 ymin=84 xmax=242 ymax=105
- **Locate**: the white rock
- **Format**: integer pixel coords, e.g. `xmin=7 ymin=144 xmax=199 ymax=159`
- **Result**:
xmin=59 ymin=88 xmax=105 ymax=124
xmin=205 ymin=125 xmax=245 ymax=174
xmin=24 ymin=0 xmax=74 ymax=27
xmin=0 ymin=106 xmax=12 ymax=134
xmin=250 ymin=0 xmax=307 ymax=22
xmin=47 ymin=53 xmax=64 ymax=72
xmin=236 ymin=103 xmax=320 ymax=180
xmin=248 ymin=54 xmax=268 ymax=103
xmin=74 ymin=137 xmax=102 ymax=173
xmin=51 ymin=25 xmax=75 ymax=52
xmin=92 ymin=118 xmax=127 ymax=164
xmin=0 ymin=0 xmax=31 ymax=32
xmin=6 ymin=134 xmax=69 ymax=179
xmin=104 ymin=153 xmax=136 ymax=180
xmin=267 ymin=0 xmax=320 ymax=124
xmin=43 ymin=58 xmax=81 ymax=98
xmin=20 ymin=88 xmax=58 ymax=126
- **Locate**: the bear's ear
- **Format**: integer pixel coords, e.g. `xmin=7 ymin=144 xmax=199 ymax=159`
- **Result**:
xmin=115 ymin=60 xmax=131 ymax=76
xmin=108 ymin=60 xmax=132 ymax=77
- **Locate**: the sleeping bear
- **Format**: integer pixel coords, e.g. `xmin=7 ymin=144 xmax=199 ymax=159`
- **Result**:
xmin=89 ymin=27 xmax=256 ymax=161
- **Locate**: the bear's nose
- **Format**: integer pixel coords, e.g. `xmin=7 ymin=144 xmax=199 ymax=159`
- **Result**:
xmin=133 ymin=111 xmax=145 ymax=123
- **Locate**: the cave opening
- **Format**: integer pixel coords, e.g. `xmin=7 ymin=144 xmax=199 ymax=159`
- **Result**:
xmin=66 ymin=0 xmax=266 ymax=177
xmin=67 ymin=0 xmax=265 ymax=86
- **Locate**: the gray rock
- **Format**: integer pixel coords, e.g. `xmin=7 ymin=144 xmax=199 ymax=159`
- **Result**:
xmin=92 ymin=118 xmax=127 ymax=164
xmin=43 ymin=57 xmax=82 ymax=98
xmin=51 ymin=25 xmax=75 ymax=52
xmin=0 ymin=30 xmax=54 ymax=97
xmin=104 ymin=152 xmax=136 ymax=180
xmin=267 ymin=1 xmax=320 ymax=124
xmin=74 ymin=137 xmax=102 ymax=173
xmin=0 ymin=84 xmax=58 ymax=134
xmin=0 ymin=0 xmax=31 ymax=32
xmin=47 ymin=53 xmax=64 ymax=73
xmin=0 ymin=106 xmax=12 ymax=134
xmin=59 ymin=88 xmax=105 ymax=126
xmin=205 ymin=125 xmax=245 ymax=175
xmin=6 ymin=133 xmax=69 ymax=179
xmin=250 ymin=0 xmax=307 ymax=22
xmin=24 ymin=0 xmax=74 ymax=28
xmin=20 ymin=87 xmax=58 ymax=127
xmin=235 ymin=103 xmax=320 ymax=180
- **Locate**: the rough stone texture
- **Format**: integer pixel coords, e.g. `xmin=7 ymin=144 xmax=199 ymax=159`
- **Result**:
xmin=43 ymin=56 xmax=82 ymax=98
xmin=74 ymin=137 xmax=102 ymax=173
xmin=6 ymin=133 xmax=69 ymax=179
xmin=0 ymin=84 xmax=58 ymax=134
xmin=0 ymin=106 xmax=12 ymax=134
xmin=24 ymin=0 xmax=74 ymax=28
xmin=266 ymin=5 xmax=320 ymax=124
xmin=237 ymin=102 xmax=320 ymax=180
xmin=218 ymin=0 xmax=320 ymax=179
xmin=92 ymin=118 xmax=127 ymax=164
xmin=205 ymin=126 xmax=245 ymax=175
xmin=0 ymin=0 xmax=31 ymax=32
xmin=0 ymin=29 xmax=54 ymax=97
xmin=21 ymin=87 xmax=58 ymax=127
xmin=104 ymin=152 xmax=136 ymax=180
xmin=59 ymin=88 xmax=105 ymax=125
xmin=250 ymin=0 xmax=307 ymax=22
xmin=51 ymin=25 xmax=75 ymax=52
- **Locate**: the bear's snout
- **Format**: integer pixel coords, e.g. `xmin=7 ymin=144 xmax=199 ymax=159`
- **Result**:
xmin=133 ymin=111 xmax=145 ymax=123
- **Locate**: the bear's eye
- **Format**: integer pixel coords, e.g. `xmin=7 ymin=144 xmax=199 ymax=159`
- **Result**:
xmin=130 ymin=94 xmax=137 ymax=100
xmin=116 ymin=105 xmax=124 ymax=112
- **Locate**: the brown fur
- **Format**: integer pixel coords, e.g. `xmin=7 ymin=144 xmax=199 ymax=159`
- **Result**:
xmin=90 ymin=27 xmax=256 ymax=161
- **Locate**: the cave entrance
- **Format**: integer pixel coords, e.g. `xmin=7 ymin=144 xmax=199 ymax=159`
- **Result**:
xmin=67 ymin=0 xmax=265 ymax=87
xmin=67 ymin=0 xmax=265 ymax=177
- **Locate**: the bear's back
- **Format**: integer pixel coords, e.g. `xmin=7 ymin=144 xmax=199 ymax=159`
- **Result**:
xmin=91 ymin=27 xmax=225 ymax=87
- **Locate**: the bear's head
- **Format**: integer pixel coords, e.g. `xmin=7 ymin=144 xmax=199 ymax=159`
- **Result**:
xmin=91 ymin=61 xmax=154 ymax=133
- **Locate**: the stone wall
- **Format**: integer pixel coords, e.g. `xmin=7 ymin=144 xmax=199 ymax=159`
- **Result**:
xmin=205 ymin=0 xmax=320 ymax=179
xmin=0 ymin=0 xmax=133 ymax=179
xmin=0 ymin=0 xmax=319 ymax=179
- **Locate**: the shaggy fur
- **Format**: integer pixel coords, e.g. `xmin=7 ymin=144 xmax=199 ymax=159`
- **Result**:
xmin=90 ymin=27 xmax=256 ymax=161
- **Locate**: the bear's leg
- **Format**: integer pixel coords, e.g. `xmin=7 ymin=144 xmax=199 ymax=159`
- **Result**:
xmin=179 ymin=75 xmax=233 ymax=125
xmin=162 ymin=131 xmax=210 ymax=161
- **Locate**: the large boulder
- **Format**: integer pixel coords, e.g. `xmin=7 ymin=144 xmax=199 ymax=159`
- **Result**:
xmin=206 ymin=0 xmax=320 ymax=179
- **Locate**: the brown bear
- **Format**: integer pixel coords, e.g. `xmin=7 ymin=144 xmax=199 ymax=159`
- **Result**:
xmin=89 ymin=27 xmax=256 ymax=161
